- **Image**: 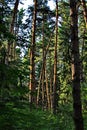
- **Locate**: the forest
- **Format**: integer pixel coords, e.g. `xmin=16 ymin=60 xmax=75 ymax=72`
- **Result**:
xmin=0 ymin=0 xmax=87 ymax=130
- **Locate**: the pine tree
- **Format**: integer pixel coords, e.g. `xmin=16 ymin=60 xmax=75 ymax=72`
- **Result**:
xmin=53 ymin=0 xmax=58 ymax=114
xmin=29 ymin=0 xmax=37 ymax=105
xmin=70 ymin=0 xmax=84 ymax=129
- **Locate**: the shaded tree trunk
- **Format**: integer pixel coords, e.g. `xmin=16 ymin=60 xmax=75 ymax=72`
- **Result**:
xmin=53 ymin=0 xmax=58 ymax=114
xmin=29 ymin=0 xmax=37 ymax=104
xmin=7 ymin=0 xmax=20 ymax=63
xmin=70 ymin=0 xmax=84 ymax=130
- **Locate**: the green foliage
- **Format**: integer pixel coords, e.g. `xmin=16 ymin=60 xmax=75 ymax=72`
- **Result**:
xmin=0 ymin=61 xmax=74 ymax=130
xmin=0 ymin=104 xmax=74 ymax=130
xmin=0 ymin=0 xmax=87 ymax=129
xmin=0 ymin=63 xmax=28 ymax=130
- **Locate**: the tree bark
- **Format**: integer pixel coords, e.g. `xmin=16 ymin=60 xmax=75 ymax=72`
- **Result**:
xmin=70 ymin=0 xmax=84 ymax=130
xmin=45 ymin=69 xmax=50 ymax=110
xmin=29 ymin=0 xmax=37 ymax=104
xmin=37 ymin=31 xmax=54 ymax=109
xmin=37 ymin=69 xmax=42 ymax=106
xmin=53 ymin=0 xmax=58 ymax=114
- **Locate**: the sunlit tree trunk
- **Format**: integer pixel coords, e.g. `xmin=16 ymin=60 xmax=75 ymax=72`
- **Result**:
xmin=70 ymin=0 xmax=84 ymax=130
xmin=29 ymin=0 xmax=37 ymax=104
xmin=7 ymin=0 xmax=19 ymax=63
xmin=41 ymin=11 xmax=49 ymax=109
xmin=50 ymin=65 xmax=54 ymax=112
xmin=37 ymin=71 xmax=41 ymax=105
xmin=53 ymin=0 xmax=58 ymax=114
xmin=37 ymin=32 xmax=54 ymax=109
xmin=45 ymin=69 xmax=50 ymax=110
xmin=37 ymin=66 xmax=43 ymax=106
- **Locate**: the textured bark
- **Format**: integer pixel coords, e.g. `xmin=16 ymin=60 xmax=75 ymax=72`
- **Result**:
xmin=70 ymin=0 xmax=84 ymax=130
xmin=53 ymin=0 xmax=58 ymax=114
xmin=29 ymin=0 xmax=37 ymax=104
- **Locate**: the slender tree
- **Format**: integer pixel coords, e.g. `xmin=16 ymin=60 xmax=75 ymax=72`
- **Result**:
xmin=81 ymin=0 xmax=87 ymax=28
xmin=36 ymin=0 xmax=55 ymax=109
xmin=53 ymin=0 xmax=58 ymax=114
xmin=29 ymin=0 xmax=37 ymax=104
xmin=7 ymin=0 xmax=20 ymax=63
xmin=70 ymin=0 xmax=84 ymax=130
xmin=41 ymin=12 xmax=46 ymax=109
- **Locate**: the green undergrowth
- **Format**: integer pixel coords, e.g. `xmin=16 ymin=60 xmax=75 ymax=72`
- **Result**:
xmin=0 ymin=100 xmax=75 ymax=130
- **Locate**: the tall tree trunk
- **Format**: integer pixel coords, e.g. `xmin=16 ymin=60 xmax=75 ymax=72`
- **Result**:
xmin=53 ymin=0 xmax=58 ymax=114
xmin=7 ymin=0 xmax=19 ymax=63
xmin=29 ymin=0 xmax=37 ymax=104
xmin=45 ymin=69 xmax=50 ymax=110
xmin=81 ymin=0 xmax=87 ymax=28
xmin=49 ymin=64 xmax=54 ymax=112
xmin=41 ymin=12 xmax=47 ymax=109
xmin=70 ymin=0 xmax=84 ymax=130
xmin=37 ymin=67 xmax=43 ymax=106
xmin=37 ymin=32 xmax=54 ymax=108
xmin=80 ymin=29 xmax=85 ymax=81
